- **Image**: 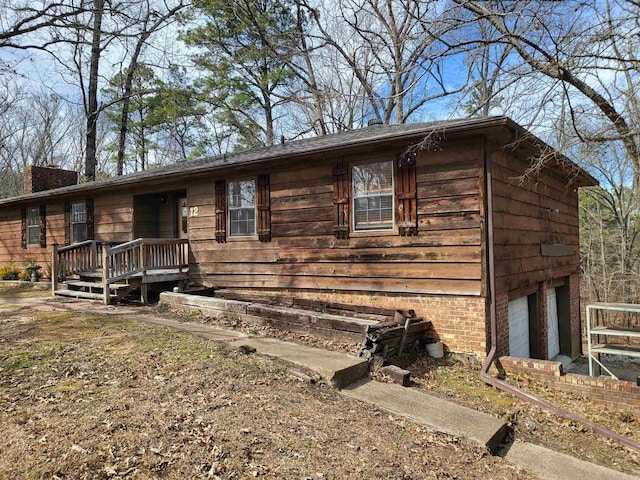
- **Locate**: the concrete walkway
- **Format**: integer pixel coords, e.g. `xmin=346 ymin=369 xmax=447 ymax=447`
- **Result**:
xmin=8 ymin=295 xmax=637 ymax=479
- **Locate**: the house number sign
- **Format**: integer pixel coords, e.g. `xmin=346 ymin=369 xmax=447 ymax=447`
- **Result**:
xmin=190 ymin=206 xmax=199 ymax=217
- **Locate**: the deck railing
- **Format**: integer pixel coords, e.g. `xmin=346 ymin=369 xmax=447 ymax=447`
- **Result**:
xmin=104 ymin=238 xmax=189 ymax=285
xmin=52 ymin=238 xmax=189 ymax=301
xmin=54 ymin=240 xmax=99 ymax=278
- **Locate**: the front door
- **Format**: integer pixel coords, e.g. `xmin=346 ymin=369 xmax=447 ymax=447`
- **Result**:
xmin=177 ymin=197 xmax=188 ymax=239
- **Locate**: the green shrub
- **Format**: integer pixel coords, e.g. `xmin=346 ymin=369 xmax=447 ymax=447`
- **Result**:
xmin=0 ymin=263 xmax=21 ymax=280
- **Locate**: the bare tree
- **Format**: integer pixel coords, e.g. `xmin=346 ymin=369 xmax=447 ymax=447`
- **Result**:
xmin=454 ymin=0 xmax=640 ymax=187
xmin=303 ymin=0 xmax=462 ymax=125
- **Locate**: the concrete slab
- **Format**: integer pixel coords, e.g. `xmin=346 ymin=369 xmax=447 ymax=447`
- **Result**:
xmin=341 ymin=378 xmax=506 ymax=451
xmin=503 ymin=440 xmax=638 ymax=480
xmin=230 ymin=337 xmax=369 ymax=389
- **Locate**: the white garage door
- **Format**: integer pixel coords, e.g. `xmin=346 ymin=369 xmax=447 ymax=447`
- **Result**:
xmin=509 ymin=296 xmax=530 ymax=358
xmin=547 ymin=288 xmax=560 ymax=360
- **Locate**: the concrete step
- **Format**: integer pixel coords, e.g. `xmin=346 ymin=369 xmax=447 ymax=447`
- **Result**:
xmin=229 ymin=337 xmax=369 ymax=389
xmin=65 ymin=280 xmax=131 ymax=292
xmin=341 ymin=378 xmax=507 ymax=451
xmin=54 ymin=289 xmax=118 ymax=301
xmin=502 ymin=440 xmax=638 ymax=480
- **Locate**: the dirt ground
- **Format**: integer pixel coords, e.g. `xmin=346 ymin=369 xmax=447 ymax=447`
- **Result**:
xmin=0 ymin=285 xmax=638 ymax=479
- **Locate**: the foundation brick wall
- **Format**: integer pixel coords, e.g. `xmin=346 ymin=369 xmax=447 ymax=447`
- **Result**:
xmin=241 ymin=289 xmax=489 ymax=359
xmin=494 ymin=294 xmax=509 ymax=358
xmin=497 ymin=356 xmax=640 ymax=415
xmin=570 ymin=273 xmax=582 ymax=358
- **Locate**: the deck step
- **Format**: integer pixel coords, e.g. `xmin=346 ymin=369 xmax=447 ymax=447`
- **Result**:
xmin=54 ymin=289 xmax=119 ymax=301
xmin=65 ymin=280 xmax=130 ymax=291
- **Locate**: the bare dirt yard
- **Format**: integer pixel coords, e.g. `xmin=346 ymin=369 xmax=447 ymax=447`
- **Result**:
xmin=0 ymin=284 xmax=638 ymax=479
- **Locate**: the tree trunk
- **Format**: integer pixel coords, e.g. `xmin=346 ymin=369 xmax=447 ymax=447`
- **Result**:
xmin=85 ymin=0 xmax=103 ymax=182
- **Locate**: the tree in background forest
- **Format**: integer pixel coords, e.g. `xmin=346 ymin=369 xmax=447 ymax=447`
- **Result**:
xmin=184 ymin=0 xmax=300 ymax=148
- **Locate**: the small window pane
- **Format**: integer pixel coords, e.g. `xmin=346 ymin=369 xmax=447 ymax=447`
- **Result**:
xmin=228 ymin=180 xmax=256 ymax=237
xmin=71 ymin=202 xmax=87 ymax=243
xmin=27 ymin=207 xmax=39 ymax=245
xmin=352 ymin=161 xmax=394 ymax=231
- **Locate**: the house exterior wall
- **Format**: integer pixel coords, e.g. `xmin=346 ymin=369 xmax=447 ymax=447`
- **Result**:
xmin=491 ymin=148 xmax=582 ymax=359
xmin=186 ymin=138 xmax=488 ymax=356
xmin=0 ymin=193 xmax=135 ymax=270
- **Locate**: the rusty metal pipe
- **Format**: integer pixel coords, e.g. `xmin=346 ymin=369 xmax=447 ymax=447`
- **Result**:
xmin=481 ymin=137 xmax=640 ymax=453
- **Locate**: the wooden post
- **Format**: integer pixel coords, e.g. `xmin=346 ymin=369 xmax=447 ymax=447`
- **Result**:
xmin=90 ymin=241 xmax=98 ymax=271
xmin=398 ymin=317 xmax=411 ymax=355
xmin=140 ymin=243 xmax=148 ymax=304
xmin=51 ymin=244 xmax=58 ymax=296
xmin=102 ymin=243 xmax=109 ymax=305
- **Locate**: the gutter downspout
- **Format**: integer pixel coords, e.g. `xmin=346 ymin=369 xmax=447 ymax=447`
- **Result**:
xmin=480 ymin=137 xmax=640 ymax=453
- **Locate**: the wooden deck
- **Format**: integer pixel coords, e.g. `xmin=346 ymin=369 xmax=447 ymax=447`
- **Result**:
xmin=52 ymin=239 xmax=189 ymax=304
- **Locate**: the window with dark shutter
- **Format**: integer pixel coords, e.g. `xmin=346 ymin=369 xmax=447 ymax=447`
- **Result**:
xmin=396 ymin=152 xmax=418 ymax=236
xmin=333 ymin=161 xmax=350 ymax=239
xmin=39 ymin=204 xmax=46 ymax=247
xmin=215 ymin=179 xmax=226 ymax=243
xmin=352 ymin=161 xmax=394 ymax=232
xmin=257 ymin=174 xmax=271 ymax=242
xmin=21 ymin=207 xmax=27 ymax=249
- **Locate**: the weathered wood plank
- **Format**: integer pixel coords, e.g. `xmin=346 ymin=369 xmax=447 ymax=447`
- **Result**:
xmin=271 ymin=206 xmax=334 ymax=224
xmin=417 ymin=177 xmax=479 ymax=199
xmin=540 ymin=244 xmax=576 ymax=257
xmin=202 ymin=274 xmax=482 ymax=295
xmin=272 ymin=221 xmax=334 ymax=237
xmin=276 ymin=245 xmax=481 ymax=263
xmin=417 ymin=195 xmax=480 ymax=215
xmin=270 ymin=183 xmax=333 ymax=199
xmin=418 ymin=212 xmax=481 ymax=231
xmin=271 ymin=192 xmax=333 ymax=211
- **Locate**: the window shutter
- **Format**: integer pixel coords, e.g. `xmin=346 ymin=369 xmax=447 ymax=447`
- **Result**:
xmin=64 ymin=201 xmax=71 ymax=245
xmin=257 ymin=174 xmax=271 ymax=242
xmin=21 ymin=207 xmax=27 ymax=249
xmin=396 ymin=152 xmax=418 ymax=236
xmin=333 ymin=161 xmax=349 ymax=239
xmin=39 ymin=204 xmax=46 ymax=248
xmin=86 ymin=198 xmax=95 ymax=240
xmin=215 ymin=179 xmax=226 ymax=243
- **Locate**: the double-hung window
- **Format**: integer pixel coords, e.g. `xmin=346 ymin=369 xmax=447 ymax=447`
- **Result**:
xmin=26 ymin=207 xmax=40 ymax=245
xmin=71 ymin=201 xmax=88 ymax=243
xmin=352 ymin=161 xmax=394 ymax=232
xmin=228 ymin=179 xmax=256 ymax=237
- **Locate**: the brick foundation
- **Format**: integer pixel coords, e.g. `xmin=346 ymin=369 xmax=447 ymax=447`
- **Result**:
xmin=230 ymin=288 xmax=489 ymax=359
xmin=496 ymin=356 xmax=640 ymax=415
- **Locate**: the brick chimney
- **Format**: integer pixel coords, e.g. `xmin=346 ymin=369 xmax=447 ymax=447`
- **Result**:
xmin=24 ymin=165 xmax=78 ymax=194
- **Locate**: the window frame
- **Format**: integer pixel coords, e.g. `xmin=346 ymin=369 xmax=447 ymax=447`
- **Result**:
xmin=71 ymin=201 xmax=88 ymax=243
xmin=227 ymin=178 xmax=257 ymax=239
xmin=351 ymin=160 xmax=395 ymax=233
xmin=26 ymin=207 xmax=40 ymax=246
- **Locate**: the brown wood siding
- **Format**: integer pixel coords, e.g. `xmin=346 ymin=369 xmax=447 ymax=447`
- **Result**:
xmin=491 ymin=150 xmax=581 ymax=293
xmin=0 ymin=203 xmax=64 ymax=267
xmin=94 ymin=195 xmax=134 ymax=242
xmin=188 ymin=141 xmax=484 ymax=296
